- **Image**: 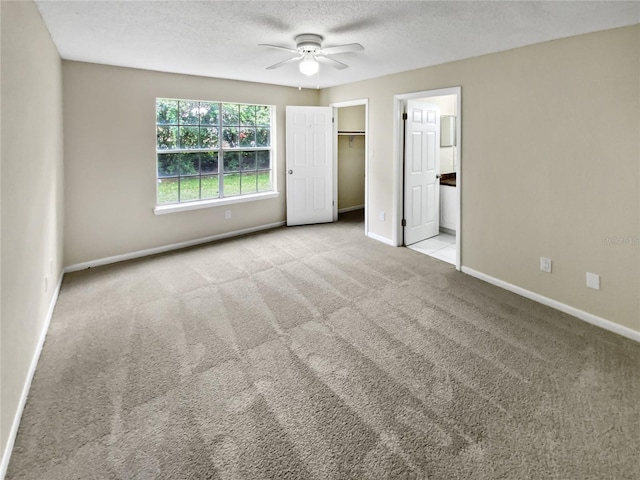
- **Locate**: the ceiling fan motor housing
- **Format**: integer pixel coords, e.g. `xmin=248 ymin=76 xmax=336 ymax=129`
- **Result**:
xmin=295 ymin=34 xmax=323 ymax=53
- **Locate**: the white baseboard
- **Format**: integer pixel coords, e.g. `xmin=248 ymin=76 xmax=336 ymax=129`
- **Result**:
xmin=65 ymin=221 xmax=286 ymax=273
xmin=0 ymin=272 xmax=64 ymax=479
xmin=367 ymin=231 xmax=396 ymax=247
xmin=338 ymin=205 xmax=365 ymax=214
xmin=461 ymin=266 xmax=640 ymax=343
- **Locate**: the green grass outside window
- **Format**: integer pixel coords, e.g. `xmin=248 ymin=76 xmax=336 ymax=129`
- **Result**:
xmin=157 ymin=172 xmax=271 ymax=205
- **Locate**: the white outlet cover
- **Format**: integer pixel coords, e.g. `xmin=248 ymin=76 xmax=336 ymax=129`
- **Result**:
xmin=586 ymin=272 xmax=600 ymax=290
xmin=540 ymin=257 xmax=552 ymax=273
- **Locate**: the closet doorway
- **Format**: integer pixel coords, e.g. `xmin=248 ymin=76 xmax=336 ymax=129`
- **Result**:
xmin=331 ymin=99 xmax=369 ymax=236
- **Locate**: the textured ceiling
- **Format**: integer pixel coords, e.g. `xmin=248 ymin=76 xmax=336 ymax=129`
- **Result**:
xmin=35 ymin=0 xmax=640 ymax=89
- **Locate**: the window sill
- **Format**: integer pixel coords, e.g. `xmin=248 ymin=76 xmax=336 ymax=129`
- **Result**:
xmin=153 ymin=191 xmax=280 ymax=215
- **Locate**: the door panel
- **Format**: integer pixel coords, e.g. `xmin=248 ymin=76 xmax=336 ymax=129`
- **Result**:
xmin=426 ymin=183 xmax=435 ymax=222
xmin=313 ymin=177 xmax=326 ymax=210
xmin=293 ymin=132 xmax=306 ymax=167
xmin=411 ymin=186 xmax=422 ymax=227
xmin=426 ymin=131 xmax=436 ymax=170
xmin=411 ymin=132 xmax=423 ymax=172
xmin=293 ymin=178 xmax=306 ymax=212
xmin=286 ymin=106 xmax=333 ymax=226
xmin=404 ymin=101 xmax=440 ymax=245
xmin=313 ymin=132 xmax=328 ymax=166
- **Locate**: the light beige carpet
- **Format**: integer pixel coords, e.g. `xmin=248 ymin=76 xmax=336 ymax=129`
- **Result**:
xmin=7 ymin=211 xmax=640 ymax=479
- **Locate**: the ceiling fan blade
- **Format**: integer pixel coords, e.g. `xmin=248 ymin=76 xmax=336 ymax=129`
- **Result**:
xmin=319 ymin=43 xmax=364 ymax=55
xmin=266 ymin=55 xmax=302 ymax=70
xmin=316 ymin=55 xmax=348 ymax=70
xmin=258 ymin=43 xmax=298 ymax=54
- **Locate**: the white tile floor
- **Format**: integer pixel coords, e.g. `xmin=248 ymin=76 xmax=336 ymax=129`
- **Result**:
xmin=407 ymin=232 xmax=456 ymax=265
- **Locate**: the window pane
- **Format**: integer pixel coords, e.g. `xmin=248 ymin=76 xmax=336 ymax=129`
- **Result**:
xmin=240 ymin=105 xmax=256 ymax=126
xmin=200 ymin=152 xmax=218 ymax=174
xmin=200 ymin=102 xmax=219 ymax=125
xmin=223 ymin=174 xmax=241 ymax=196
xmin=157 ymin=177 xmax=179 ymax=204
xmin=256 ymin=106 xmax=270 ymax=126
xmin=201 ymin=175 xmax=219 ymax=199
xmin=257 ymin=171 xmax=272 ymax=192
xmin=200 ymin=127 xmax=219 ymax=148
xmin=179 ymin=101 xmax=199 ymax=125
xmin=179 ymin=126 xmax=199 ymax=149
xmin=222 ymin=104 xmax=239 ymax=126
xmin=180 ymin=177 xmax=200 ymax=202
xmin=179 ymin=153 xmax=200 ymax=175
xmin=257 ymin=150 xmax=270 ymax=169
xmin=157 ymin=99 xmax=178 ymax=125
xmin=223 ymin=152 xmax=240 ymax=172
xmin=158 ymin=153 xmax=179 ymax=177
xmin=157 ymin=126 xmax=178 ymax=149
xmin=241 ymin=172 xmax=258 ymax=194
xmin=222 ymin=128 xmax=238 ymax=148
xmin=256 ymin=128 xmax=270 ymax=147
xmin=239 ymin=127 xmax=256 ymax=147
xmin=240 ymin=151 xmax=256 ymax=171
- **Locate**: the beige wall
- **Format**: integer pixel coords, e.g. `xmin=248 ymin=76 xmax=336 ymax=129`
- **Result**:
xmin=320 ymin=25 xmax=640 ymax=332
xmin=338 ymin=104 xmax=366 ymax=132
xmin=337 ymin=105 xmax=366 ymax=210
xmin=337 ymin=136 xmax=365 ymax=210
xmin=63 ymin=62 xmax=319 ymax=266
xmin=1 ymin=0 xmax=65 ymax=462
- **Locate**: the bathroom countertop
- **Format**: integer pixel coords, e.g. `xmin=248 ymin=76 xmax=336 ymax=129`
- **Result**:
xmin=440 ymin=172 xmax=456 ymax=187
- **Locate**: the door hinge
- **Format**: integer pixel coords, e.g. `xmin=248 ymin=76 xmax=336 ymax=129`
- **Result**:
xmin=402 ymin=113 xmax=408 ymax=120
xmin=332 ymin=200 xmax=335 ymax=206
xmin=332 ymin=117 xmax=335 ymax=123
xmin=401 ymin=219 xmax=406 ymax=227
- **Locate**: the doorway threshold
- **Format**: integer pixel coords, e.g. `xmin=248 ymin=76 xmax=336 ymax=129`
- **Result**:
xmin=407 ymin=233 xmax=456 ymax=265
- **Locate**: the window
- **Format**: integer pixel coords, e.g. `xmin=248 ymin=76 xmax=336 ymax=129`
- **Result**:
xmin=156 ymin=98 xmax=273 ymax=205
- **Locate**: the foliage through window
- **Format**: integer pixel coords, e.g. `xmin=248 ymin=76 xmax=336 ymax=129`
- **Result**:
xmin=156 ymin=98 xmax=273 ymax=205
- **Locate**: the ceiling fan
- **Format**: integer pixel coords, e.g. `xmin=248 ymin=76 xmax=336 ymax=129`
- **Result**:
xmin=259 ymin=34 xmax=364 ymax=76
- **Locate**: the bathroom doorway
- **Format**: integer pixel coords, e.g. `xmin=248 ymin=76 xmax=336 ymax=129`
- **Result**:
xmin=393 ymin=87 xmax=461 ymax=270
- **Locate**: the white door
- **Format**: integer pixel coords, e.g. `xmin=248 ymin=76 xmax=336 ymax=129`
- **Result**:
xmin=286 ymin=106 xmax=334 ymax=226
xmin=404 ymin=101 xmax=440 ymax=245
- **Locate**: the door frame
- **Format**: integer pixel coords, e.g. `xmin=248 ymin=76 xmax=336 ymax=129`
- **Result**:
xmin=330 ymin=98 xmax=369 ymax=236
xmin=392 ymin=87 xmax=462 ymax=271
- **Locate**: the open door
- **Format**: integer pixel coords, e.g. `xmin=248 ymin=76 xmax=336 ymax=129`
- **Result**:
xmin=286 ymin=106 xmax=334 ymax=226
xmin=404 ymin=101 xmax=440 ymax=245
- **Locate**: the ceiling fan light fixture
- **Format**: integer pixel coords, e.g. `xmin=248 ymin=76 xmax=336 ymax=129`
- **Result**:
xmin=261 ymin=33 xmax=363 ymax=76
xmin=299 ymin=54 xmax=319 ymax=76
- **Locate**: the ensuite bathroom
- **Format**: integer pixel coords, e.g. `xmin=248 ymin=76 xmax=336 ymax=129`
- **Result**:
xmin=408 ymin=93 xmax=458 ymax=265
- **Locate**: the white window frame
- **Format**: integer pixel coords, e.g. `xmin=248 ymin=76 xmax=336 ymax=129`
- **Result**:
xmin=153 ymin=98 xmax=278 ymax=215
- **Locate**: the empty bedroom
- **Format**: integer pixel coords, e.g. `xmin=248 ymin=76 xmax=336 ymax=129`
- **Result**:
xmin=1 ymin=1 xmax=639 ymax=479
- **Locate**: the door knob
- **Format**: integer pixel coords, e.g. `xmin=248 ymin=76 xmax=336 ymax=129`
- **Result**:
xmin=436 ymin=174 xmax=441 ymax=178
xmin=288 ymin=170 xmax=293 ymax=174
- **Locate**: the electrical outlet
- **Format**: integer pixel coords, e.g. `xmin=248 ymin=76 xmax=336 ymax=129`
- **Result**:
xmin=586 ymin=272 xmax=600 ymax=290
xmin=225 ymin=210 xmax=231 ymax=219
xmin=540 ymin=257 xmax=552 ymax=273
xmin=379 ymin=211 xmax=385 ymax=222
